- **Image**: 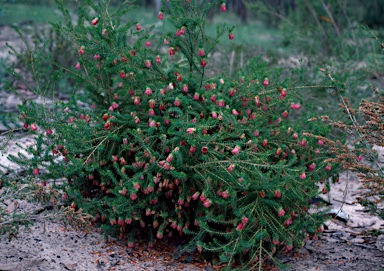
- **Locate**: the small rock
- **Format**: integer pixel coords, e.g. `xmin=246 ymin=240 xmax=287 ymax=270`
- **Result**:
xmin=376 ymin=235 xmax=384 ymax=251
xmin=351 ymin=237 xmax=365 ymax=244
xmin=62 ymin=262 xmax=77 ymax=270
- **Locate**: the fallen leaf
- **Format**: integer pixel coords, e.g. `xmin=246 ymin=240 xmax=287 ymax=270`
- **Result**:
xmin=63 ymin=262 xmax=77 ymax=270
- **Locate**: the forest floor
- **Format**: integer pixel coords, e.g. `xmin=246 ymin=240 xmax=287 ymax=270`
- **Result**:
xmin=1 ymin=25 xmax=384 ymax=271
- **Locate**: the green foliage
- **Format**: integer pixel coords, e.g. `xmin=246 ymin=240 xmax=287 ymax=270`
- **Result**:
xmin=1 ymin=0 xmax=338 ymax=269
xmin=247 ymin=0 xmax=375 ymax=58
xmin=0 ymin=3 xmax=62 ymax=25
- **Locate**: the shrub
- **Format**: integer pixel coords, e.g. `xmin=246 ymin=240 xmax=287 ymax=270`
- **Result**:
xmin=308 ymin=53 xmax=384 ymax=219
xmin=2 ymin=0 xmax=337 ymax=269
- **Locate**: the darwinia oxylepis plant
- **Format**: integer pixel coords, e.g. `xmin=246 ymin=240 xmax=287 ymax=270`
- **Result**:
xmin=1 ymin=0 xmax=339 ymax=269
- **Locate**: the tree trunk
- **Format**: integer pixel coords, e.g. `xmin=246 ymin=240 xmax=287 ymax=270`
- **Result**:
xmin=238 ymin=0 xmax=247 ymax=23
xmin=155 ymin=0 xmax=161 ymax=14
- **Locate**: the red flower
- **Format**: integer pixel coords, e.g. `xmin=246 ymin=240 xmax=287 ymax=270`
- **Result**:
xmin=221 ymin=190 xmax=229 ymax=198
xmin=144 ymin=87 xmax=153 ymax=95
xmin=32 ymin=168 xmax=40 ymax=175
xmin=91 ymin=17 xmax=98 ymax=26
xmin=203 ymin=199 xmax=211 ymax=208
xmin=169 ymin=47 xmax=175 ymax=55
xmin=281 ymin=110 xmax=289 ymax=118
xmin=174 ymin=98 xmax=181 ymax=107
xmin=278 ymin=207 xmax=285 ymax=217
xmin=236 ymin=223 xmax=244 ymax=231
xmin=201 ymin=146 xmax=209 ymax=154
xmin=30 ymin=123 xmax=38 ymax=131
xmin=274 ymin=189 xmax=281 ymax=198
xmin=186 ymin=128 xmax=196 ymax=134
xmin=231 ymin=145 xmax=240 ymax=155
xmin=220 ymin=3 xmax=226 ymax=12
xmin=148 ymin=99 xmax=156 ymax=108
xmin=179 ymin=26 xmax=186 ymax=35
xmin=254 ymin=95 xmax=261 ymax=107
xmin=145 ymin=60 xmax=151 ymax=69
xmin=242 ymin=216 xmax=249 ymax=224
xmin=78 ymin=46 xmax=85 ymax=55
xmin=192 ymin=192 xmax=200 ymax=200
xmin=130 ymin=193 xmax=137 ymax=201
xmin=308 ymin=163 xmax=316 ymax=171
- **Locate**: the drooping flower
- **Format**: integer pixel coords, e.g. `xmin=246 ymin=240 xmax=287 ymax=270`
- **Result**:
xmin=186 ymin=128 xmax=196 ymax=134
xmin=145 ymin=59 xmax=151 ymax=68
xmin=263 ymin=77 xmax=269 ymax=86
xmin=236 ymin=223 xmax=244 ymax=231
xmin=91 ymin=17 xmax=99 ymax=26
xmin=30 ymin=123 xmax=38 ymax=131
xmin=308 ymin=163 xmax=316 ymax=171
xmin=227 ymin=163 xmax=235 ymax=172
xmin=274 ymin=189 xmax=281 ymax=198
xmin=231 ymin=145 xmax=240 ymax=155
xmin=220 ymin=2 xmax=226 ymax=12
xmin=32 ymin=168 xmax=40 ymax=175
xmin=78 ymin=46 xmax=85 ymax=55
xmin=144 ymin=87 xmax=153 ymax=95
xmin=191 ymin=192 xmax=200 ymax=201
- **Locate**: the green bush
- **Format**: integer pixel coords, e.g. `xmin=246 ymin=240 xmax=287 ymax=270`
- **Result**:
xmin=2 ymin=0 xmax=338 ymax=269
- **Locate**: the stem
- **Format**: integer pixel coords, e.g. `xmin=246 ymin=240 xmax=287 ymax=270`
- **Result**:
xmin=303 ymin=0 xmax=330 ymax=53
xmin=320 ymin=0 xmax=344 ymax=52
